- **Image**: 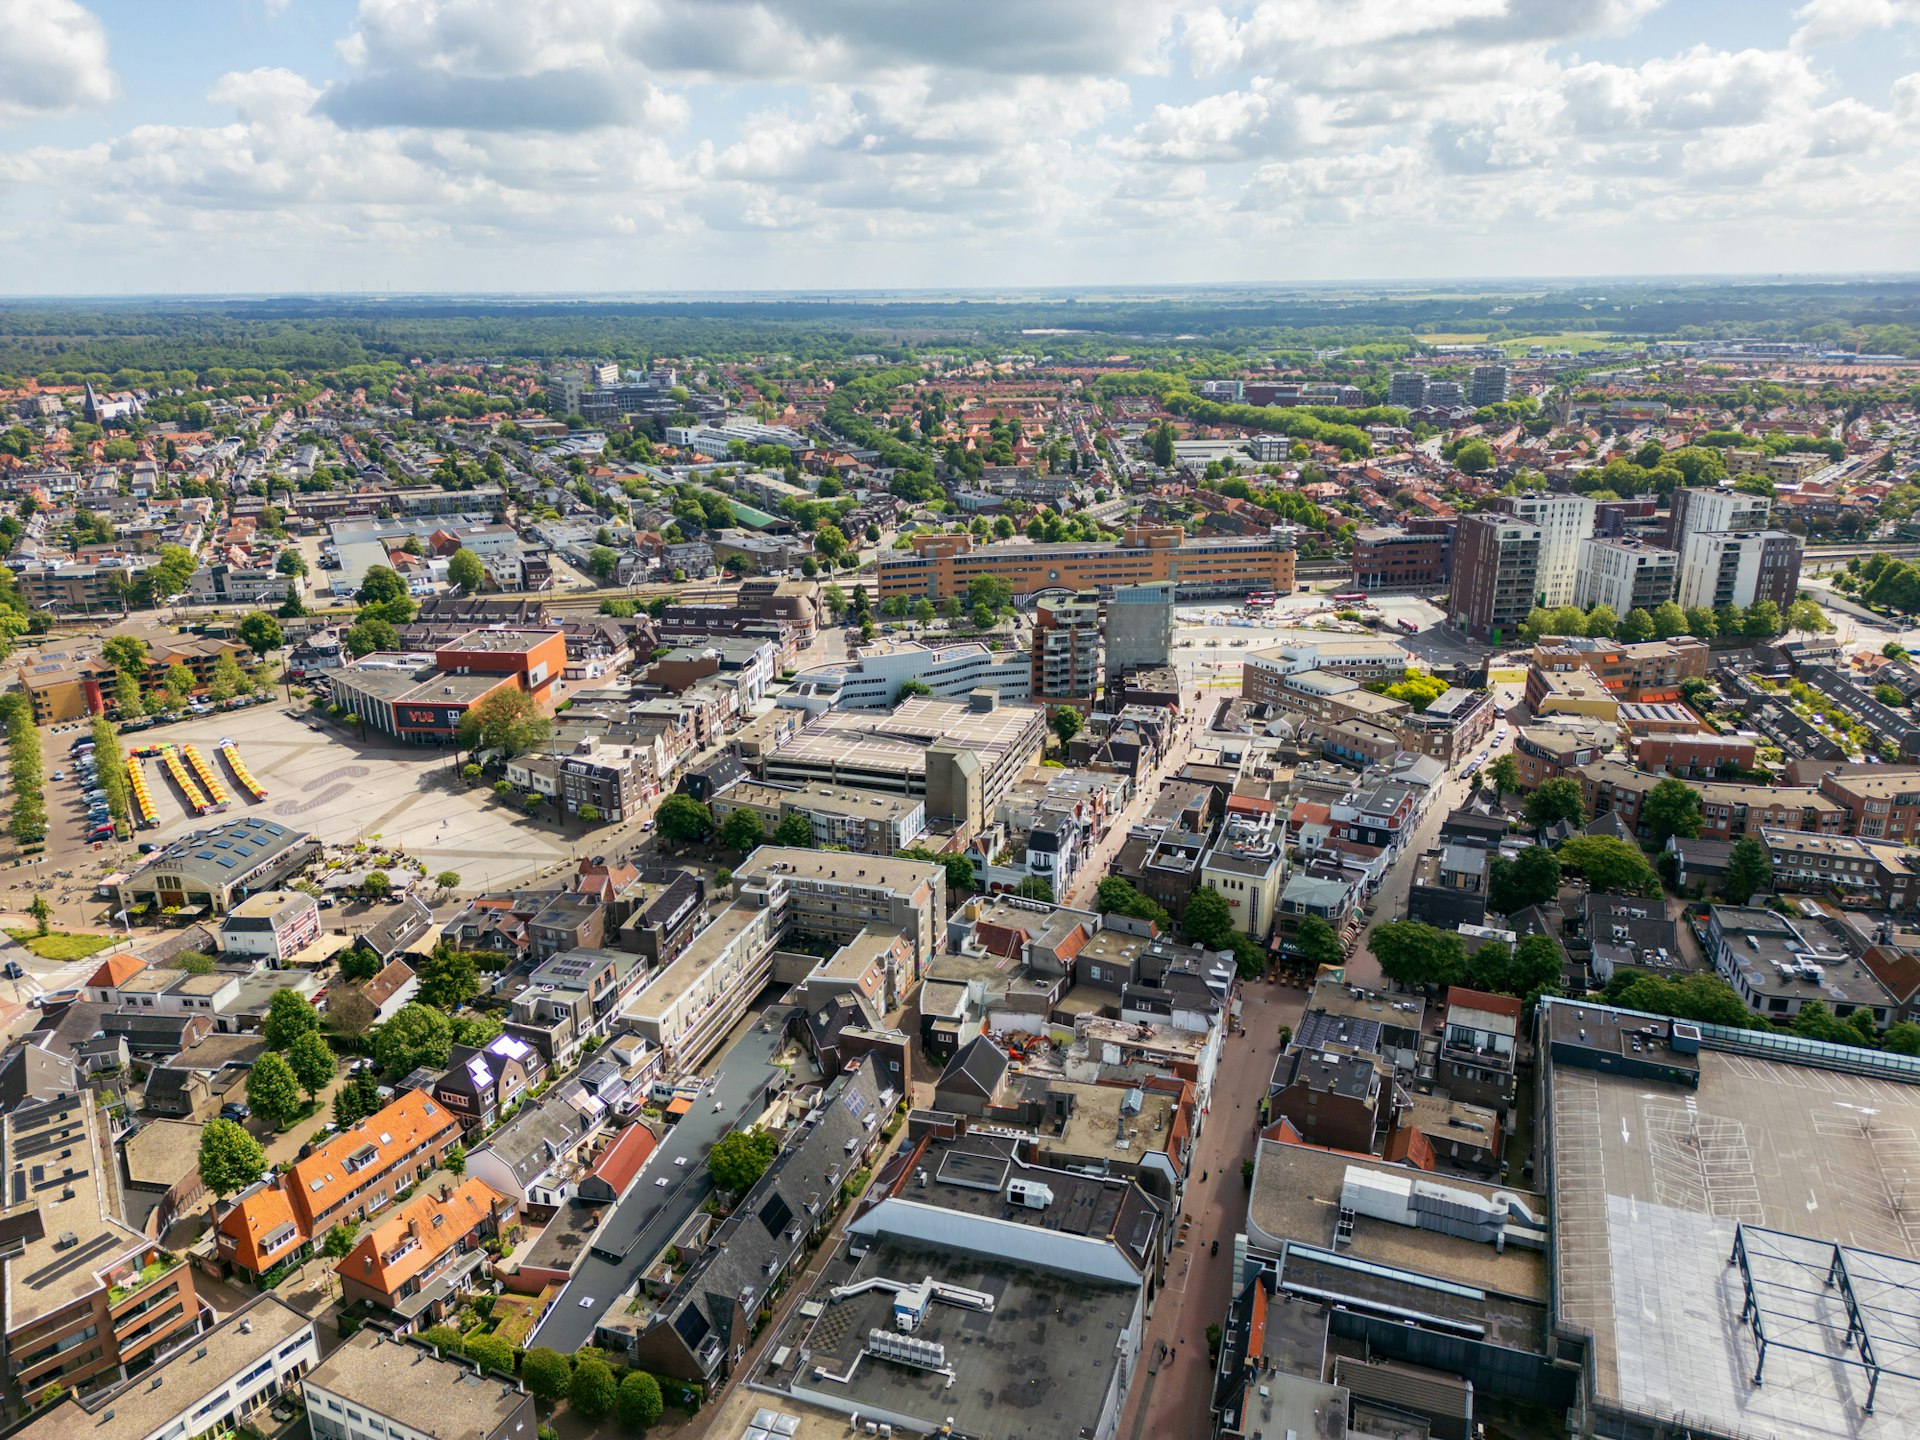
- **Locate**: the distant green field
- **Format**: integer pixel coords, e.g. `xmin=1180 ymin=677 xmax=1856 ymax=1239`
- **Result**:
xmin=1417 ymin=330 xmax=1638 ymax=353
xmin=1497 ymin=332 xmax=1638 ymax=353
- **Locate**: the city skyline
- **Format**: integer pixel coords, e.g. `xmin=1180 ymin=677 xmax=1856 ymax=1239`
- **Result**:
xmin=0 ymin=0 xmax=1917 ymax=294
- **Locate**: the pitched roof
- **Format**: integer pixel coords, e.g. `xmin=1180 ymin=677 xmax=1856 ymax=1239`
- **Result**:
xmin=938 ymin=1035 xmax=1007 ymax=1100
xmin=87 ymin=951 xmax=147 ymax=988
xmin=218 ymin=1185 xmax=307 ymax=1273
xmin=361 ymin=958 xmax=417 ymax=1008
xmin=287 ymin=1089 xmax=459 ymax=1228
xmin=586 ymin=1123 xmax=656 ymax=1198
xmin=335 ymin=1178 xmax=505 ymax=1297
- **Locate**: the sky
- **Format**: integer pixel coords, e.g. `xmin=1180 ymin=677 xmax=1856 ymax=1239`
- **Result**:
xmin=0 ymin=0 xmax=1916 ymax=296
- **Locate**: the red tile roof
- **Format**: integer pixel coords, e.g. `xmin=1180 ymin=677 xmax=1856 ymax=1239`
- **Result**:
xmin=587 ymin=1124 xmax=657 ymax=1196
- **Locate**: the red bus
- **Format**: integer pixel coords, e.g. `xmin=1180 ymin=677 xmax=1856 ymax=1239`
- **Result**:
xmin=1331 ymin=592 xmax=1367 ymax=604
xmin=1245 ymin=592 xmax=1275 ymax=609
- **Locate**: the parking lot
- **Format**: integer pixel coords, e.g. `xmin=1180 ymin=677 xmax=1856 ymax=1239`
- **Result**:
xmin=38 ymin=704 xmax=576 ymax=892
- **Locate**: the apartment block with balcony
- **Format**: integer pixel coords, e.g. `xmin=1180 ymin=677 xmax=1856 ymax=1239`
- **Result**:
xmin=1489 ymin=492 xmax=1596 ymax=608
xmin=1572 ymin=536 xmax=1678 ymax=615
xmin=506 ymin=947 xmax=648 ymax=1073
xmin=1675 ymin=529 xmax=1803 ymax=613
xmin=2 ymin=1094 xmax=200 ymax=1407
xmin=1350 ymin=526 xmax=1451 ymax=592
xmin=1449 ymin=514 xmax=1542 ymax=643
xmin=619 ymin=848 xmax=945 ymax=1072
xmin=1030 ymin=589 xmax=1103 ymax=711
xmin=1439 ymin=987 xmax=1520 ymax=1120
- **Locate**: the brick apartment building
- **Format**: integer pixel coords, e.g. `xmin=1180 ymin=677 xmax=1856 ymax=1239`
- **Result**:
xmin=878 ymin=524 xmax=1297 ymax=602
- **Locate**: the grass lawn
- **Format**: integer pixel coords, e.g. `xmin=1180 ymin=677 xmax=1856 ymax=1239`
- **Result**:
xmin=3 ymin=929 xmax=117 ymax=961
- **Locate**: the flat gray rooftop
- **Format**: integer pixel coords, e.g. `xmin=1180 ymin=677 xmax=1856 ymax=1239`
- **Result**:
xmin=1551 ymin=1045 xmax=1920 ymax=1438
xmin=768 ymin=1238 xmax=1138 ymax=1439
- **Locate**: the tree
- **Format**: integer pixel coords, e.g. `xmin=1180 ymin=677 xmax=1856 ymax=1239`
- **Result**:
xmin=374 ymin=1002 xmax=455 ymax=1075
xmin=1488 ymin=754 xmax=1520 ymax=794
xmin=102 ymin=635 xmax=148 ymax=674
xmin=587 ymin=546 xmax=621 ymax=582
xmin=276 ymin=548 xmax=308 ymax=577
xmin=1885 ymin=1021 xmax=1920 ymax=1057
xmin=1618 ymin=607 xmax=1656 ymax=643
xmin=1524 ymin=777 xmax=1587 ymax=830
xmin=435 ymin=870 xmax=461 ymax=893
xmin=1584 ymin=604 xmax=1619 ymax=639
xmin=113 ymin=668 xmax=145 ymax=717
xmin=521 ymin=1349 xmax=572 ymax=1406
xmin=447 ymin=547 xmax=485 ymax=593
xmin=321 ymin=1220 xmax=361 ymax=1258
xmin=1453 ymin=438 xmax=1494 ymax=474
xmin=357 ymin=565 xmax=409 ymax=607
xmin=655 ymin=793 xmax=713 ymax=844
xmin=452 ymin=1014 xmax=503 ymax=1048
xmin=1184 ymin=885 xmax=1237 ymax=949
xmin=1382 ymin=671 xmax=1450 ymax=711
xmin=1095 ymin=875 xmax=1170 ymax=930
xmin=708 ymin=1125 xmax=779 ymax=1193
xmin=415 ymin=948 xmax=479 ymax=1010
xmin=1151 ymin=423 xmax=1175 ymax=467
xmin=617 ymin=1371 xmax=665 ymax=1431
xmin=1014 ymin=875 xmax=1055 ymax=902
xmin=720 ymin=807 xmax=767 ymax=853
xmin=570 ymin=1357 xmax=617 ymax=1422
xmin=339 ymin=948 xmax=381 ymax=983
xmin=1556 ymin=835 xmax=1662 ymax=895
xmin=197 ymin=1117 xmax=267 ymax=1197
xmin=967 ymin=575 xmax=1013 ymax=617
xmin=202 ymin=650 xmax=241 ymax=703
xmin=246 ymin=1052 xmax=303 ymax=1131
xmin=344 ymin=618 xmax=396 ymax=657
xmin=1642 ymin=777 xmax=1703 ymax=848
xmin=162 ymin=663 xmax=195 ymax=706
xmin=1785 ymin=598 xmax=1832 ymax=637
xmin=286 ymin=1030 xmax=336 ymax=1100
xmin=237 ymin=612 xmax=283 ymax=658
xmin=772 ymin=811 xmax=815 ymax=847
xmin=1291 ymin=914 xmax=1344 ymax=969
xmin=456 ymin=686 xmax=551 ymax=758
xmin=463 ymin=1333 xmax=514 ymax=1375
xmin=364 ymin=870 xmax=393 ymax=900
xmin=1510 ymin=933 xmax=1566 ymax=999
xmin=1488 ymin=845 xmax=1561 ymax=914
xmin=1684 ymin=605 xmax=1719 ymax=640
xmin=1743 ymin=599 xmax=1781 ymax=639
xmin=264 ymin=987 xmax=321 ymax=1049
xmin=1369 ymin=922 xmax=1467 ymax=991
xmin=445 ymin=1142 xmax=467 ymax=1175
xmin=332 ymin=1071 xmax=383 ymax=1127
xmin=1723 ymin=836 xmax=1773 ymax=905
xmin=27 ymin=892 xmax=51 ymax=937
xmin=1051 ymin=706 xmax=1083 ymax=747
xmin=171 ymin=951 xmax=216 ymax=975
xmin=1651 ymin=600 xmax=1689 ymax=639
xmin=893 ymin=680 xmax=933 ymax=703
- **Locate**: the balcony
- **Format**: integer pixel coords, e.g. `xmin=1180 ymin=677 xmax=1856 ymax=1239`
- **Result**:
xmin=107 ymin=1252 xmax=181 ymax=1307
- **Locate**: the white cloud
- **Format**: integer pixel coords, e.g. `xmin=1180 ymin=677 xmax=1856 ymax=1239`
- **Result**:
xmin=1791 ymin=0 xmax=1920 ymax=47
xmin=0 ymin=0 xmax=1916 ymax=288
xmin=0 ymin=0 xmax=114 ymax=124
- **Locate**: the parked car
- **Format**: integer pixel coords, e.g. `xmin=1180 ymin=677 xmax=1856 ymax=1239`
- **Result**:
xmin=219 ymin=1103 xmax=251 ymax=1122
xmin=2 ymin=961 xmax=26 ymax=980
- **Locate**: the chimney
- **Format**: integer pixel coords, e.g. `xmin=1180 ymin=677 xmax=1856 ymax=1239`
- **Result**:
xmin=440 ymin=1183 xmax=452 ymax=1203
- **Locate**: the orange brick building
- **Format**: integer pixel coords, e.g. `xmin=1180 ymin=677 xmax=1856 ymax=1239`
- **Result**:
xmin=878 ymin=524 xmax=1297 ymax=602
